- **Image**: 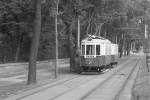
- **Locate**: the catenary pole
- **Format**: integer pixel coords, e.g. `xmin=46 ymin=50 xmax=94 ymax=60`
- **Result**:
xmin=77 ymin=16 xmax=80 ymax=50
xmin=145 ymin=24 xmax=150 ymax=72
xmin=55 ymin=0 xmax=59 ymax=78
xmin=144 ymin=7 xmax=150 ymax=72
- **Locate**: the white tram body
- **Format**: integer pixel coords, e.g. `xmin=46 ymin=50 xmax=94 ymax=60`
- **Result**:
xmin=80 ymin=35 xmax=118 ymax=72
xmin=110 ymin=43 xmax=118 ymax=64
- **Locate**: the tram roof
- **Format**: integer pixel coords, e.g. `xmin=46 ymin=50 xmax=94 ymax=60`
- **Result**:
xmin=81 ymin=35 xmax=111 ymax=43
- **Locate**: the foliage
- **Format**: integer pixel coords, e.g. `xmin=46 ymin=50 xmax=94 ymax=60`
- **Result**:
xmin=0 ymin=0 xmax=34 ymax=62
xmin=0 ymin=0 xmax=149 ymax=63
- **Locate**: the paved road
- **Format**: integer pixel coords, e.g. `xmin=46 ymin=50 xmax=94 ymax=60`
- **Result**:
xmin=2 ymin=55 xmax=143 ymax=100
xmin=82 ymin=57 xmax=140 ymax=100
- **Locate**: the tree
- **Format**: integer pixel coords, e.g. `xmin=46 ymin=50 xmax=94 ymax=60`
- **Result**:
xmin=28 ymin=0 xmax=42 ymax=84
xmin=58 ymin=0 xmax=93 ymax=72
xmin=0 ymin=0 xmax=34 ymax=62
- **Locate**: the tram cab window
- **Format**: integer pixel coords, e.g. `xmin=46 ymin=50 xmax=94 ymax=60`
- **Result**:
xmin=86 ymin=45 xmax=95 ymax=55
xmin=81 ymin=45 xmax=85 ymax=55
xmin=96 ymin=45 xmax=100 ymax=55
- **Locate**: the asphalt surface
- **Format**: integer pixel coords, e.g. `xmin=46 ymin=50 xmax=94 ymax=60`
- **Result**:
xmin=0 ymin=55 xmax=145 ymax=100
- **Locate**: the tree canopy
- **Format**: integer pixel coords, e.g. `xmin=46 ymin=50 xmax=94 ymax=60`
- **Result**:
xmin=0 ymin=0 xmax=149 ymax=64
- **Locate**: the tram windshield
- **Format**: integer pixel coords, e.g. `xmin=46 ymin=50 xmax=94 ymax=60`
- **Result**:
xmin=86 ymin=45 xmax=95 ymax=55
xmin=96 ymin=45 xmax=100 ymax=55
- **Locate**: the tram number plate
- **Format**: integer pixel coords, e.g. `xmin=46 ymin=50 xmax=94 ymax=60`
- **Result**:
xmin=85 ymin=55 xmax=96 ymax=58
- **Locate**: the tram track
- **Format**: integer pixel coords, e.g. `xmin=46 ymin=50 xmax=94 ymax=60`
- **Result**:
xmin=14 ymin=57 xmax=130 ymax=100
xmin=81 ymin=57 xmax=139 ymax=100
xmin=3 ymin=56 xmax=135 ymax=100
xmin=113 ymin=59 xmax=139 ymax=100
xmin=49 ymin=57 xmax=137 ymax=100
xmin=49 ymin=75 xmax=100 ymax=100
xmin=114 ymin=57 xmax=142 ymax=100
xmin=15 ymin=75 xmax=99 ymax=100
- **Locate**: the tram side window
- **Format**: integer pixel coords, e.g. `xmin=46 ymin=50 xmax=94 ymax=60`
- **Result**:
xmin=86 ymin=45 xmax=95 ymax=55
xmin=81 ymin=45 xmax=85 ymax=55
xmin=96 ymin=45 xmax=100 ymax=55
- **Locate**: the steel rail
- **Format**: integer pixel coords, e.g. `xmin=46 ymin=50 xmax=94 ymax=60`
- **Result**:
xmin=80 ymin=57 xmax=139 ymax=100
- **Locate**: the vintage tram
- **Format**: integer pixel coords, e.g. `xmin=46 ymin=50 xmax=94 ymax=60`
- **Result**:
xmin=79 ymin=35 xmax=118 ymax=73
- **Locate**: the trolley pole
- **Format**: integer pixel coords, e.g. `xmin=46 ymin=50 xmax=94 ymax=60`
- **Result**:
xmin=54 ymin=0 xmax=59 ymax=78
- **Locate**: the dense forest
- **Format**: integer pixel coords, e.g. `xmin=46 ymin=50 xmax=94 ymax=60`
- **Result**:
xmin=0 ymin=0 xmax=150 ymax=84
xmin=0 ymin=0 xmax=148 ymax=63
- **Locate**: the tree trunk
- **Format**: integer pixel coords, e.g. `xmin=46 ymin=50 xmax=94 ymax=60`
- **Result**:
xmin=86 ymin=18 xmax=91 ymax=35
xmin=68 ymin=33 xmax=75 ymax=71
xmin=124 ymin=38 xmax=127 ymax=56
xmin=15 ymin=32 xmax=22 ymax=62
xmin=15 ymin=44 xmax=21 ymax=62
xmin=119 ymin=46 xmax=123 ymax=58
xmin=65 ymin=21 xmax=77 ymax=72
xmin=123 ymin=34 xmax=127 ymax=56
xmin=28 ymin=0 xmax=41 ymax=84
xmin=68 ymin=23 xmax=76 ymax=71
xmin=119 ymin=33 xmax=124 ymax=58
xmin=127 ymin=40 xmax=131 ymax=56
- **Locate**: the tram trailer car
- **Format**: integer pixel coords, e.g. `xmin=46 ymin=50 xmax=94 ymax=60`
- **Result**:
xmin=110 ymin=43 xmax=118 ymax=65
xmin=80 ymin=35 xmax=118 ymax=73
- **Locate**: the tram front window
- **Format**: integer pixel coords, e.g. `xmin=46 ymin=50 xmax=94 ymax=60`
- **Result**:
xmin=96 ymin=45 xmax=100 ymax=55
xmin=86 ymin=45 xmax=95 ymax=55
